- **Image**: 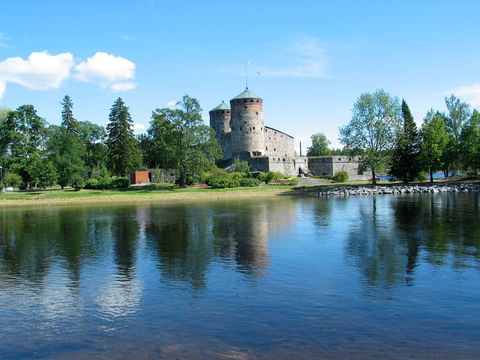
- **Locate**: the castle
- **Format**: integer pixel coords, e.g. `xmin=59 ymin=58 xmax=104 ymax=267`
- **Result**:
xmin=209 ymin=88 xmax=368 ymax=180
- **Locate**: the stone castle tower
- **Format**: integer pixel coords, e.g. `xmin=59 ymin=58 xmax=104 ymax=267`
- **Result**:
xmin=230 ymin=88 xmax=265 ymax=158
xmin=209 ymin=100 xmax=232 ymax=160
xmin=209 ymin=88 xmax=265 ymax=160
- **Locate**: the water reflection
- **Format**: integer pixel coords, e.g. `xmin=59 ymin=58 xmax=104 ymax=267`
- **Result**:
xmin=343 ymin=193 xmax=480 ymax=290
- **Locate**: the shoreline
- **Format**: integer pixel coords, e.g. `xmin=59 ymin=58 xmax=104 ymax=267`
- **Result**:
xmin=0 ymin=186 xmax=294 ymax=207
xmin=295 ymin=182 xmax=480 ymax=197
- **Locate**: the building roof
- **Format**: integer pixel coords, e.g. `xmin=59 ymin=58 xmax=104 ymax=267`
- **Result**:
xmin=210 ymin=100 xmax=230 ymax=111
xmin=232 ymin=88 xmax=261 ymax=100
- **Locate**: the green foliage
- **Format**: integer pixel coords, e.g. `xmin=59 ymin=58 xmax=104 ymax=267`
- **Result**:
xmin=420 ymin=110 xmax=450 ymax=182
xmin=70 ymin=174 xmax=85 ymax=191
xmin=106 ymin=98 xmax=141 ymax=176
xmin=339 ymin=89 xmax=401 ymax=185
xmin=146 ymin=95 xmax=222 ymax=187
xmin=206 ymin=174 xmax=260 ymax=189
xmin=47 ymin=126 xmax=86 ymax=189
xmin=4 ymin=172 xmax=23 ymax=188
xmin=28 ymin=155 xmax=58 ymax=189
xmin=84 ymin=175 xmax=130 ymax=190
xmin=443 ymin=95 xmax=471 ymax=173
xmin=61 ymin=95 xmax=79 ymax=134
xmin=307 ymin=133 xmax=331 ymax=156
xmin=78 ymin=120 xmax=107 ymax=178
xmin=460 ymin=110 xmax=480 ymax=174
xmin=390 ymin=100 xmax=422 ymax=183
xmin=257 ymin=171 xmax=288 ymax=183
xmin=232 ymin=157 xmax=251 ymax=174
xmin=333 ymin=171 xmax=349 ymax=182
xmin=1 ymin=105 xmax=47 ymax=188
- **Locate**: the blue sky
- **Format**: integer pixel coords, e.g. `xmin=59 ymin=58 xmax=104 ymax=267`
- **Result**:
xmin=1 ymin=0 xmax=479 ymax=150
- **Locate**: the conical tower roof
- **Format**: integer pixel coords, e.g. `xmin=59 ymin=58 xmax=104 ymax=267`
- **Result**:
xmin=232 ymin=88 xmax=261 ymax=100
xmin=210 ymin=100 xmax=230 ymax=111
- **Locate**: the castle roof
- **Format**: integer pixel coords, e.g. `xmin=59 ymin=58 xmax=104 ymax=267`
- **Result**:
xmin=210 ymin=100 xmax=230 ymax=111
xmin=232 ymin=88 xmax=261 ymax=100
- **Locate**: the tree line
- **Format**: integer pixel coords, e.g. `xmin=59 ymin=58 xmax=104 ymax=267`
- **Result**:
xmin=308 ymin=89 xmax=479 ymax=184
xmin=0 ymin=94 xmax=221 ymax=190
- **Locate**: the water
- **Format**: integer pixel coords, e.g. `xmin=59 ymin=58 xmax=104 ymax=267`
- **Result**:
xmin=1 ymin=193 xmax=480 ymax=359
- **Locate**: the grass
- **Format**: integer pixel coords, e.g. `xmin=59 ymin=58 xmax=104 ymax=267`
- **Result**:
xmin=0 ymin=184 xmax=295 ymax=206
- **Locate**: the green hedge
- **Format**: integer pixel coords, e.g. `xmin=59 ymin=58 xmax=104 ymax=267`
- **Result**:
xmin=84 ymin=176 xmax=130 ymax=190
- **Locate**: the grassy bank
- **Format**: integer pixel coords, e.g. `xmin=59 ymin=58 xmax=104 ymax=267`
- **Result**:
xmin=0 ymin=185 xmax=294 ymax=207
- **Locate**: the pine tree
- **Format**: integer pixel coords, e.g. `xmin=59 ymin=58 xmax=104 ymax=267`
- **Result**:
xmin=106 ymin=98 xmax=140 ymax=176
xmin=61 ymin=95 xmax=79 ymax=134
xmin=390 ymin=100 xmax=421 ymax=183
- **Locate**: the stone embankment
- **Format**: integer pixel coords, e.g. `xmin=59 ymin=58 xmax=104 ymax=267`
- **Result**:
xmin=301 ymin=183 xmax=480 ymax=198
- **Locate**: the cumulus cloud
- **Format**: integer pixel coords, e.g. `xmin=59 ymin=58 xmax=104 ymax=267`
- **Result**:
xmin=74 ymin=52 xmax=137 ymax=91
xmin=0 ymin=51 xmax=74 ymax=97
xmin=451 ymin=83 xmax=480 ymax=107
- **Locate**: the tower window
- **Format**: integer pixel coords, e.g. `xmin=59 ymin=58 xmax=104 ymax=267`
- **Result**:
xmin=240 ymin=127 xmax=242 ymax=131
xmin=253 ymin=127 xmax=255 ymax=130
xmin=256 ymin=112 xmax=258 ymax=115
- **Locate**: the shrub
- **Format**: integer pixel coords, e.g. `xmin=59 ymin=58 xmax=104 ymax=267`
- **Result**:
xmin=111 ymin=177 xmax=130 ymax=189
xmin=416 ymin=171 xmax=428 ymax=182
xmin=4 ymin=172 xmax=23 ymax=189
xmin=257 ymin=171 xmax=288 ymax=184
xmin=238 ymin=177 xmax=260 ymax=187
xmin=84 ymin=178 xmax=99 ymax=189
xmin=232 ymin=157 xmax=251 ymax=174
xmin=333 ymin=171 xmax=348 ymax=183
xmin=206 ymin=176 xmax=239 ymax=189
xmin=70 ymin=174 xmax=85 ymax=191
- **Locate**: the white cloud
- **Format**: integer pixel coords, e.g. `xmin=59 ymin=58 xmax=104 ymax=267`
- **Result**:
xmin=451 ymin=83 xmax=480 ymax=108
xmin=258 ymin=38 xmax=329 ymax=78
xmin=0 ymin=51 xmax=74 ymax=97
xmin=74 ymin=52 xmax=137 ymax=92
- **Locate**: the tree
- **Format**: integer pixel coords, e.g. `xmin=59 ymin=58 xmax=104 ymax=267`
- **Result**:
xmin=339 ymin=89 xmax=401 ymax=185
xmin=106 ymin=98 xmax=141 ymax=177
xmin=1 ymin=105 xmax=46 ymax=188
xmin=390 ymin=100 xmax=421 ymax=183
xmin=47 ymin=125 xmax=86 ymax=189
xmin=307 ymin=133 xmax=331 ymax=156
xmin=28 ymin=154 xmax=58 ymax=189
xmin=61 ymin=95 xmax=79 ymax=134
xmin=140 ymin=112 xmax=176 ymax=169
xmin=147 ymin=95 xmax=222 ymax=187
xmin=78 ymin=121 xmax=107 ymax=177
xmin=443 ymin=95 xmax=471 ymax=174
xmin=459 ymin=109 xmax=480 ymax=176
xmin=420 ymin=110 xmax=450 ymax=183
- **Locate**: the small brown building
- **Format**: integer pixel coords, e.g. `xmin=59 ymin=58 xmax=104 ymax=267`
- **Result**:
xmin=131 ymin=170 xmax=150 ymax=185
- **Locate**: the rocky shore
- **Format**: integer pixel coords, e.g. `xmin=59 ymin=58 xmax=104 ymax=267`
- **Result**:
xmin=300 ymin=183 xmax=480 ymax=197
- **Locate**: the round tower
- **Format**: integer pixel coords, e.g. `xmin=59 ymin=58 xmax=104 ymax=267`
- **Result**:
xmin=230 ymin=88 xmax=265 ymax=158
xmin=209 ymin=101 xmax=231 ymax=160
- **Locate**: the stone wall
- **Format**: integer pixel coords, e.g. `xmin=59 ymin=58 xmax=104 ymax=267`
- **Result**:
xmin=264 ymin=126 xmax=295 ymax=157
xmin=307 ymin=156 xmax=368 ymax=181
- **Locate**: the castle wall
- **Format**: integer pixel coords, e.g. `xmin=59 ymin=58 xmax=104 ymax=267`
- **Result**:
xmin=308 ymin=156 xmax=368 ymax=181
xmin=230 ymin=98 xmax=265 ymax=157
xmin=264 ymin=126 xmax=295 ymax=157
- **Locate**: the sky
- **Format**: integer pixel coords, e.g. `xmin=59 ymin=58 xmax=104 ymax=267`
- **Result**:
xmin=1 ymin=0 xmax=479 ymax=151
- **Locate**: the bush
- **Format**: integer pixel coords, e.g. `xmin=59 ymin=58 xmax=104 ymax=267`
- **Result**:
xmin=111 ymin=176 xmax=130 ymax=189
xmin=232 ymin=157 xmax=251 ymax=174
xmin=70 ymin=174 xmax=85 ymax=191
xmin=238 ymin=177 xmax=260 ymax=187
xmin=84 ymin=178 xmax=99 ymax=189
xmin=416 ymin=171 xmax=428 ymax=182
xmin=257 ymin=171 xmax=288 ymax=184
xmin=206 ymin=176 xmax=239 ymax=189
xmin=4 ymin=172 xmax=23 ymax=189
xmin=333 ymin=171 xmax=349 ymax=183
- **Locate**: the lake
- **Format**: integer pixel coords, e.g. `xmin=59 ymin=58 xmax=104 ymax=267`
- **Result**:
xmin=1 ymin=193 xmax=480 ymax=359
